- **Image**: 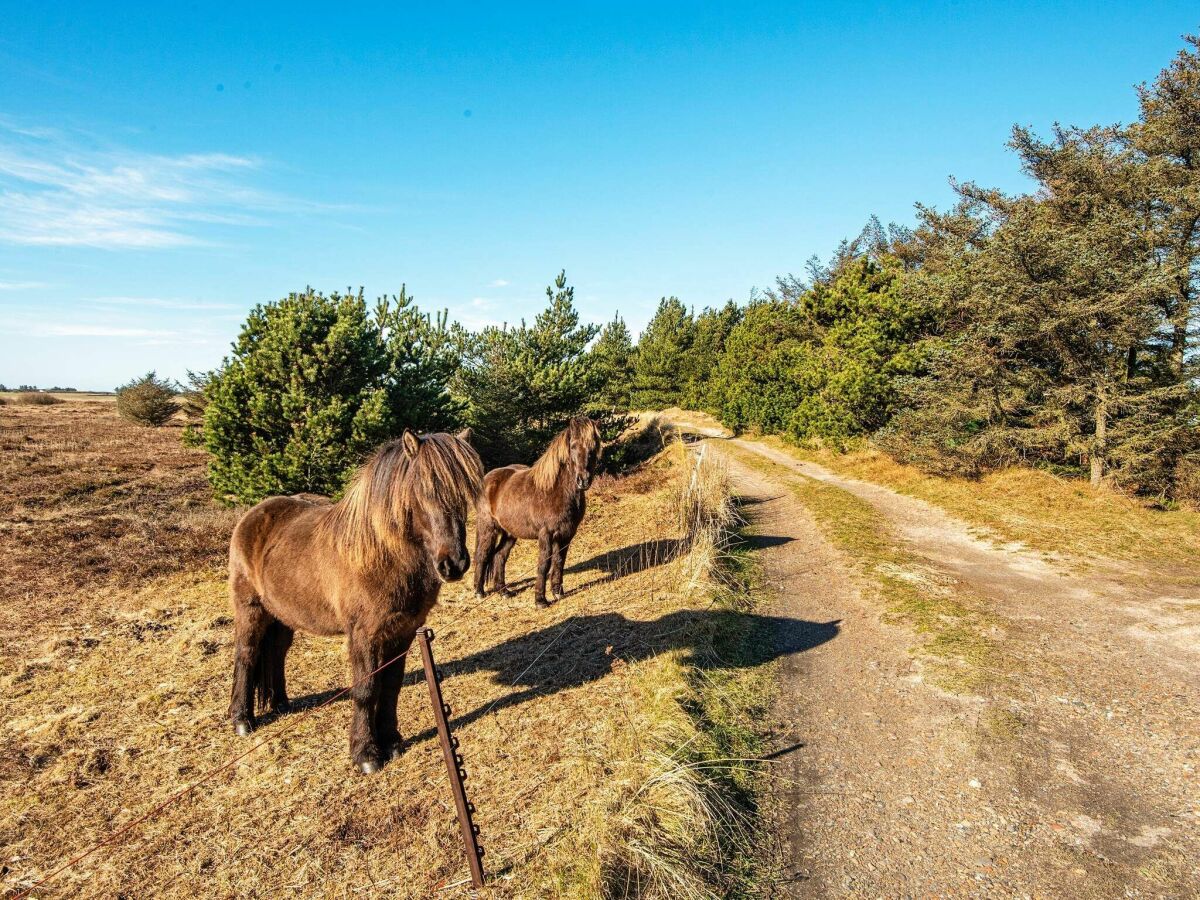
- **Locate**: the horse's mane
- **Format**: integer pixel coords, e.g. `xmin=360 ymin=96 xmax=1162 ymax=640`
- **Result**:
xmin=322 ymin=432 xmax=483 ymax=570
xmin=529 ymin=417 xmax=601 ymax=493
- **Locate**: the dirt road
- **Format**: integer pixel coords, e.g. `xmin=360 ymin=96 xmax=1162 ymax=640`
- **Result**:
xmin=676 ymin=420 xmax=1199 ymax=898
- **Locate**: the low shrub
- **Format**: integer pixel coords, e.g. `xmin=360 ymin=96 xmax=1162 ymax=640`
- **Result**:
xmin=16 ymin=392 xmax=63 ymax=405
xmin=116 ymin=372 xmax=180 ymax=427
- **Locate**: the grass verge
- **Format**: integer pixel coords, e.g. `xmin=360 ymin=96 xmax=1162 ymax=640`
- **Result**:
xmin=564 ymin=442 xmax=774 ymax=899
xmin=723 ymin=442 xmax=999 ymax=695
xmin=760 ymin=437 xmax=1200 ymax=567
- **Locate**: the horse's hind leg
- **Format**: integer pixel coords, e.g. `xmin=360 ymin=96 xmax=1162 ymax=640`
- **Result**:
xmin=374 ymin=632 xmax=414 ymax=763
xmin=491 ymin=533 xmax=518 ymax=596
xmin=473 ymin=516 xmax=498 ymax=597
xmin=263 ymin=622 xmax=294 ymax=714
xmin=228 ymin=578 xmax=270 ymax=736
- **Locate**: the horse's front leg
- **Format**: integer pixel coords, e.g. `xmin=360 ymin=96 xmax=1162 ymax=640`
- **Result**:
xmin=347 ymin=626 xmax=384 ymax=774
xmin=534 ymin=532 xmax=553 ymax=608
xmin=374 ymin=633 xmax=414 ymax=762
xmin=550 ymin=538 xmax=570 ymax=602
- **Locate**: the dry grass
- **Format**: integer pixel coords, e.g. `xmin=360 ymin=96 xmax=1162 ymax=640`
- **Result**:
xmin=1 ymin=406 xmax=765 ymax=898
xmin=0 ymin=394 xmax=238 ymax=653
xmin=762 ymin=438 xmax=1200 ymax=567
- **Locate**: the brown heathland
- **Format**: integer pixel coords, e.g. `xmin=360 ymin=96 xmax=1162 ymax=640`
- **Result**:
xmin=2 ymin=398 xmax=749 ymax=898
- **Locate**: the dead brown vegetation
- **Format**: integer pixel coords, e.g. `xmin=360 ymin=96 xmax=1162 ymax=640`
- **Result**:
xmin=1 ymin=402 xmax=755 ymax=898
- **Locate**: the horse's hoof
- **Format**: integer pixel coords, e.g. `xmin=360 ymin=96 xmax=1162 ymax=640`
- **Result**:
xmin=384 ymin=742 xmax=405 ymax=761
xmin=357 ymin=759 xmax=381 ymax=775
xmin=474 ymin=590 xmax=487 ymax=600
xmin=234 ymin=720 xmax=254 ymax=737
xmin=535 ymin=598 xmax=551 ymax=609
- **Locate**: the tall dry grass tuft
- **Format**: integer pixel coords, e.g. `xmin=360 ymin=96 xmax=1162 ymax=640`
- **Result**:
xmin=591 ymin=440 xmax=761 ymax=899
xmin=674 ymin=443 xmax=741 ymax=598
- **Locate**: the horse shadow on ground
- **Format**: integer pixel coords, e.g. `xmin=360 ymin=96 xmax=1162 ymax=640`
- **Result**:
xmin=560 ymin=532 xmax=794 ymax=586
xmin=399 ymin=609 xmax=840 ymax=749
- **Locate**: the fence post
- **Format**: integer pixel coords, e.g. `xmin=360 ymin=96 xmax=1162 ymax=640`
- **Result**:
xmin=417 ymin=628 xmax=486 ymax=890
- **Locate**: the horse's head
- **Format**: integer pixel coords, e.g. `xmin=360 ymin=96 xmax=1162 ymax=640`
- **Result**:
xmin=401 ymin=428 xmax=483 ymax=583
xmin=567 ymin=417 xmax=603 ymax=492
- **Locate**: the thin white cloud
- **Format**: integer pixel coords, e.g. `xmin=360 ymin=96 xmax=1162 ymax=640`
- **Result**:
xmin=488 ymin=278 xmax=510 ymax=288
xmin=27 ymin=324 xmax=181 ymax=338
xmin=89 ymin=295 xmax=238 ymax=311
xmin=0 ymin=280 xmax=51 ymax=290
xmin=0 ymin=120 xmax=300 ymax=249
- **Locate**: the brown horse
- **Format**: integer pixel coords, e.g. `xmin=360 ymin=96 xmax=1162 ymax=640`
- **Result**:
xmin=227 ymin=429 xmax=483 ymax=774
xmin=473 ymin=417 xmax=602 ymax=607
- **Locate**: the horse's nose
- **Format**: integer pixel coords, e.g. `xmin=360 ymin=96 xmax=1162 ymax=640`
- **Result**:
xmin=437 ymin=550 xmax=469 ymax=583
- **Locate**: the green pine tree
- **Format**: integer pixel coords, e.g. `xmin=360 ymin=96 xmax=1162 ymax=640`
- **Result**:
xmin=630 ymin=297 xmax=694 ymax=409
xmin=453 ymin=270 xmax=600 ymax=464
xmin=202 ymin=287 xmax=459 ymax=502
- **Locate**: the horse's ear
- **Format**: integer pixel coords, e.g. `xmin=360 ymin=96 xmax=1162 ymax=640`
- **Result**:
xmin=456 ymin=427 xmax=473 ymax=445
xmin=402 ymin=429 xmax=421 ymax=459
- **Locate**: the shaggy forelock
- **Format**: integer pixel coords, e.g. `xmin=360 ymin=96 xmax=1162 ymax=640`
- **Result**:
xmin=530 ymin=417 xmax=601 ymax=492
xmin=324 ymin=432 xmax=484 ymax=568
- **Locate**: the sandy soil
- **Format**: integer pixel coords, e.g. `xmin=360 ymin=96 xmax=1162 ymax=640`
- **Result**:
xmin=672 ymin=418 xmax=1200 ymax=898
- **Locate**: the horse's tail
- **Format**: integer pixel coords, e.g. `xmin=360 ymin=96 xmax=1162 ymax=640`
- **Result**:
xmin=252 ymin=621 xmax=291 ymax=714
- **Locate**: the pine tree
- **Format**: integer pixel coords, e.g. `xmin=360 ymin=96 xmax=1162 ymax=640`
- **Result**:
xmin=202 ymin=287 xmax=459 ymax=502
xmin=453 ymin=271 xmax=600 ymax=464
xmin=590 ymin=313 xmax=635 ymax=410
xmin=629 ymin=297 xmax=694 ymax=409
xmin=682 ymin=301 xmax=742 ymax=411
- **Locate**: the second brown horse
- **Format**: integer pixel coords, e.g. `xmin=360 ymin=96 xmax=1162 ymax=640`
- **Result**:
xmin=473 ymin=417 xmax=602 ymax=607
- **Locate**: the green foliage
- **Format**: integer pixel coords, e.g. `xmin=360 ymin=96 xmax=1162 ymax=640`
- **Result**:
xmin=630 ymin=297 xmax=694 ymax=409
xmin=116 ymin=371 xmax=180 ymax=427
xmin=202 ymin=286 xmax=459 ymax=503
xmin=682 ymin=301 xmax=742 ymax=411
xmin=453 ymin=271 xmax=600 ymax=464
xmin=590 ymin=313 xmax=635 ymax=410
xmin=712 ymin=257 xmax=927 ymax=444
xmin=885 ymin=107 xmax=1199 ymax=494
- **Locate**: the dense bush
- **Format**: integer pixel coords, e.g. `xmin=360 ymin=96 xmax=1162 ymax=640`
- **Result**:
xmin=116 ymin=372 xmax=180 ymax=426
xmin=202 ymin=287 xmax=459 ymax=503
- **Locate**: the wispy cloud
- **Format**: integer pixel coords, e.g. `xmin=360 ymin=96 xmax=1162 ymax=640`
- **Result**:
xmin=16 ymin=323 xmax=180 ymax=338
xmin=0 ymin=280 xmax=51 ymax=290
xmin=488 ymin=278 xmax=510 ymax=288
xmin=0 ymin=120 xmax=298 ymax=249
xmin=89 ymin=295 xmax=238 ymax=311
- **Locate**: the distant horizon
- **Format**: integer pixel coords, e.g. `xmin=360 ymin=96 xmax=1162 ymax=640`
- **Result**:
xmin=2 ymin=2 xmax=1197 ymax=391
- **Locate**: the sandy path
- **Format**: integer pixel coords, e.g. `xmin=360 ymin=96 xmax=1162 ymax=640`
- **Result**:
xmin=676 ymin=419 xmax=1200 ymax=897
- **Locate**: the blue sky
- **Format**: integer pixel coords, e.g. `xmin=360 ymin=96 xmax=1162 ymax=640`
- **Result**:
xmin=0 ymin=2 xmax=1195 ymax=390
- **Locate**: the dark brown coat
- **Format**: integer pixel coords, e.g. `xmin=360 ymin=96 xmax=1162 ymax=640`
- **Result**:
xmin=226 ymin=429 xmax=482 ymax=773
xmin=473 ymin=417 xmax=602 ymax=607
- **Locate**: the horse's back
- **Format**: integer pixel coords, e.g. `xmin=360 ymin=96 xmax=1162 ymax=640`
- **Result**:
xmin=230 ymin=494 xmax=328 ymax=575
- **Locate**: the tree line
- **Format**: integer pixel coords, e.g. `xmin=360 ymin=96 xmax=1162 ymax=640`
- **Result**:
xmin=183 ymin=33 xmax=1196 ymax=505
xmin=599 ymin=33 xmax=1200 ymax=503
